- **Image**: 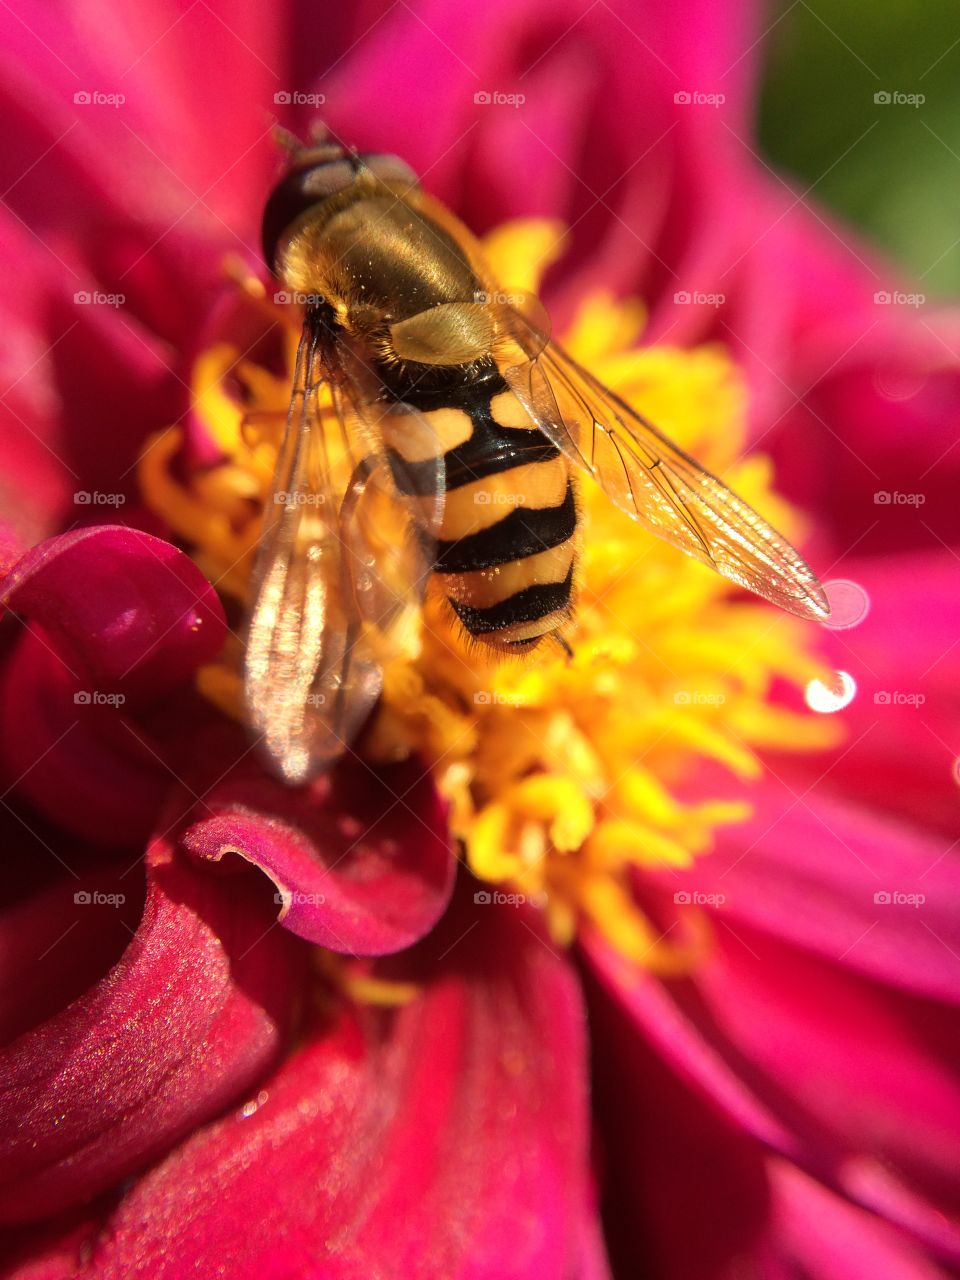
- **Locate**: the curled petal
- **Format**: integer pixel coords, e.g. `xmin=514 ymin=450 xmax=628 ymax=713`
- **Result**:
xmin=0 ymin=801 xmax=305 ymax=1224
xmin=72 ymin=886 xmax=602 ymax=1279
xmin=0 ymin=528 xmax=227 ymax=844
xmin=0 ymin=834 xmax=143 ymax=1046
xmin=0 ymin=630 xmax=171 ymax=846
xmin=0 ymin=527 xmax=226 ymax=706
xmin=182 ymin=758 xmax=456 ymax=956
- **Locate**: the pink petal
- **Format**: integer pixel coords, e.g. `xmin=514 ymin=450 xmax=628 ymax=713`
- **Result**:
xmin=585 ymin=951 xmax=771 ymax=1279
xmin=0 ymin=629 xmax=174 ymax=846
xmin=588 ymin=811 xmax=960 ymax=1260
xmin=0 ymin=799 xmax=305 ymax=1224
xmin=182 ymin=758 xmax=456 ymax=956
xmin=664 ymin=776 xmax=960 ymax=1002
xmin=0 ymin=527 xmax=225 ymax=704
xmin=67 ymin=886 xmax=600 ymax=1279
xmin=815 ymin=550 xmax=960 ymax=838
xmin=766 ymin=1160 xmax=952 ymax=1280
xmin=0 ymin=528 xmax=226 ymax=844
xmin=588 ymin=950 xmax=949 ymax=1280
xmin=0 ymin=829 xmax=143 ymax=1046
xmin=322 ymin=0 xmax=758 ymax=326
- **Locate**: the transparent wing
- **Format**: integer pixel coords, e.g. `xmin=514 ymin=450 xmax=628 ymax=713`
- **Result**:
xmin=243 ymin=323 xmax=443 ymax=784
xmin=500 ymin=317 xmax=829 ymax=622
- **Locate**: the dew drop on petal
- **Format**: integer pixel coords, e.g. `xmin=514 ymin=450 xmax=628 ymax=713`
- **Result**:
xmin=805 ymin=670 xmax=857 ymax=713
xmin=822 ymin=579 xmax=870 ymax=630
xmin=873 ymin=356 xmax=928 ymax=402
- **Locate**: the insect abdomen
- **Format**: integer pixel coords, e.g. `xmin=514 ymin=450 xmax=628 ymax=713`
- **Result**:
xmin=388 ymin=378 xmax=577 ymax=651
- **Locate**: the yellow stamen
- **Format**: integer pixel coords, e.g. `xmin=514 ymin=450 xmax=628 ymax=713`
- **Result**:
xmin=139 ymin=219 xmax=844 ymax=972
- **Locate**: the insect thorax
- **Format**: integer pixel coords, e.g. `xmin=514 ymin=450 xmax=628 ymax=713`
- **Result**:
xmin=280 ymin=191 xmax=484 ymax=322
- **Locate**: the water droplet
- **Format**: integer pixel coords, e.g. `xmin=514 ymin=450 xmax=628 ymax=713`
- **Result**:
xmin=822 ymin=579 xmax=870 ymax=630
xmin=805 ymin=670 xmax=857 ymax=713
xmin=873 ymin=357 xmax=928 ymax=402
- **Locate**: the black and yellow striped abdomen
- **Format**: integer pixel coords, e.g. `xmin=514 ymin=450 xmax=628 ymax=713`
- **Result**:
xmin=384 ymin=370 xmax=577 ymax=651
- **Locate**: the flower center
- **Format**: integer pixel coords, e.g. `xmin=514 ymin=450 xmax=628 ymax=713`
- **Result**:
xmin=139 ymin=220 xmax=842 ymax=968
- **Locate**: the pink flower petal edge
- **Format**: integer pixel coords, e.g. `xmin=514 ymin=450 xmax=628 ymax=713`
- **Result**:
xmin=0 ymin=797 xmax=305 ymax=1224
xmin=182 ymin=758 xmax=457 ymax=956
xmin=41 ymin=889 xmax=604 ymax=1279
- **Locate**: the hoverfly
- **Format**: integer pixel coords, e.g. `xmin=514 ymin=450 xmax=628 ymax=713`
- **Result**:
xmin=245 ymin=132 xmax=829 ymax=783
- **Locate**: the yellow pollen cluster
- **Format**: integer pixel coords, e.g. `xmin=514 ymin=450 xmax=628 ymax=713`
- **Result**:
xmin=139 ymin=220 xmax=842 ymax=968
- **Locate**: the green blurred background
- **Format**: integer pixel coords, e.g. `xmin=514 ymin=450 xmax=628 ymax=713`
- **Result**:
xmin=758 ymin=0 xmax=960 ymax=295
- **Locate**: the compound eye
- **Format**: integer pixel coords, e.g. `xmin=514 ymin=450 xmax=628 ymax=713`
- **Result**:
xmin=262 ymin=157 xmax=359 ymax=270
xmin=360 ymin=154 xmax=419 ymax=188
xmin=261 ymin=150 xmax=419 ymax=271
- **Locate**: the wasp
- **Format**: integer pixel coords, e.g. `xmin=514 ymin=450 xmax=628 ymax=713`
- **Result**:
xmin=245 ymin=133 xmax=829 ymax=783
